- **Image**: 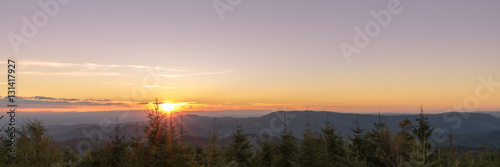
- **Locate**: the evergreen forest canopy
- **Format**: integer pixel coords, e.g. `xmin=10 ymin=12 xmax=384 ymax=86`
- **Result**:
xmin=1 ymin=102 xmax=499 ymax=167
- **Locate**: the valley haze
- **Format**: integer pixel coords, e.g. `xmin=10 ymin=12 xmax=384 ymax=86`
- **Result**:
xmin=12 ymin=110 xmax=499 ymax=150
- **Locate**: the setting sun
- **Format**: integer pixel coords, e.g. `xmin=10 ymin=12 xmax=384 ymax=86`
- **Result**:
xmin=160 ymin=102 xmax=184 ymax=112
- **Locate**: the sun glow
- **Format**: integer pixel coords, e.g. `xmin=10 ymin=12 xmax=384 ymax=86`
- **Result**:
xmin=160 ymin=102 xmax=184 ymax=112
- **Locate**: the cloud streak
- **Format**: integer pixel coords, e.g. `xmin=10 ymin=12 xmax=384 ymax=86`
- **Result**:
xmin=11 ymin=60 xmax=233 ymax=78
xmin=0 ymin=96 xmax=124 ymax=106
xmin=19 ymin=71 xmax=123 ymax=76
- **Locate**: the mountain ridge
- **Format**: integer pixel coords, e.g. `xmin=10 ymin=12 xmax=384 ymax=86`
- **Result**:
xmin=46 ymin=111 xmax=500 ymax=150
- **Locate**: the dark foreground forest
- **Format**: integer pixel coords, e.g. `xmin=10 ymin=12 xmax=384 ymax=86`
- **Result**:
xmin=1 ymin=104 xmax=499 ymax=166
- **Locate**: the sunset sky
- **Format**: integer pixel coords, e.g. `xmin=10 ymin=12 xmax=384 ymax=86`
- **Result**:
xmin=1 ymin=0 xmax=499 ymax=114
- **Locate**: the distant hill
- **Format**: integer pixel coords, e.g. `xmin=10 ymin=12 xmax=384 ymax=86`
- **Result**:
xmin=47 ymin=111 xmax=500 ymax=149
xmin=478 ymin=111 xmax=500 ymax=118
xmin=450 ymin=130 xmax=500 ymax=149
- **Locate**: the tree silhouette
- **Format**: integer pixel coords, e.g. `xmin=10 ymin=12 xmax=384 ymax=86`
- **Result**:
xmin=412 ymin=105 xmax=434 ymax=164
xmin=206 ymin=118 xmax=224 ymax=167
xmin=320 ymin=113 xmax=344 ymax=166
xmin=226 ymin=119 xmax=253 ymax=166
xmin=298 ymin=110 xmax=321 ymax=167
xmin=275 ymin=111 xmax=299 ymax=167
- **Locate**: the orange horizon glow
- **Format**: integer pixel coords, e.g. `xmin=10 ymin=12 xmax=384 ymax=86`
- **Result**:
xmin=160 ymin=102 xmax=187 ymax=112
xmin=4 ymin=99 xmax=500 ymax=114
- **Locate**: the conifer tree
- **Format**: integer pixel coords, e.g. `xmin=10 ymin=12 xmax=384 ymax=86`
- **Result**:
xmin=394 ymin=118 xmax=415 ymax=165
xmin=146 ymin=99 xmax=169 ymax=166
xmin=255 ymin=134 xmax=275 ymax=167
xmin=275 ymin=111 xmax=299 ymax=167
xmin=107 ymin=124 xmax=130 ymax=166
xmin=206 ymin=118 xmax=225 ymax=167
xmin=298 ymin=110 xmax=321 ymax=167
xmin=0 ymin=126 xmax=12 ymax=165
xmin=350 ymin=113 xmax=368 ymax=164
xmin=321 ymin=113 xmax=344 ymax=166
xmin=14 ymin=119 xmax=63 ymax=166
xmin=412 ymin=105 xmax=434 ymax=164
xmin=367 ymin=112 xmax=393 ymax=166
xmin=174 ymin=115 xmax=192 ymax=167
xmin=90 ymin=123 xmax=130 ymax=166
xmin=144 ymin=99 xmax=166 ymax=149
xmin=129 ymin=124 xmax=149 ymax=167
xmin=226 ymin=119 xmax=253 ymax=167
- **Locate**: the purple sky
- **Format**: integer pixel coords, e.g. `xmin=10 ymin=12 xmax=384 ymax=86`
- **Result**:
xmin=1 ymin=0 xmax=499 ymax=115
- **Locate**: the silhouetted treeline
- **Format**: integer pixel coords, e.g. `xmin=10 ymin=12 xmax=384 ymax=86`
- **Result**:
xmin=1 ymin=104 xmax=500 ymax=166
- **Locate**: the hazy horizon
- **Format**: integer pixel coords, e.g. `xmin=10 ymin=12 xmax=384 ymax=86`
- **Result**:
xmin=2 ymin=109 xmax=499 ymax=126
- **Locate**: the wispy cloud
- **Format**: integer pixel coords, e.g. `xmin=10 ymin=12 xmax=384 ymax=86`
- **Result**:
xmin=21 ymin=61 xmax=79 ymax=67
xmin=19 ymin=71 xmax=123 ymax=76
xmin=80 ymin=63 xmax=121 ymax=71
xmin=159 ymin=87 xmax=177 ymax=89
xmin=160 ymin=74 xmax=186 ymax=78
xmin=32 ymin=96 xmax=79 ymax=101
xmin=193 ymin=70 xmax=233 ymax=75
xmin=160 ymin=70 xmax=233 ymax=78
xmin=125 ymin=65 xmax=196 ymax=73
xmin=0 ymin=96 xmax=125 ymax=107
xmin=12 ymin=60 xmax=233 ymax=77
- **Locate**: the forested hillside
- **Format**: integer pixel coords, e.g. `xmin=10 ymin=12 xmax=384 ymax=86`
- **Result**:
xmin=1 ymin=104 xmax=499 ymax=166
